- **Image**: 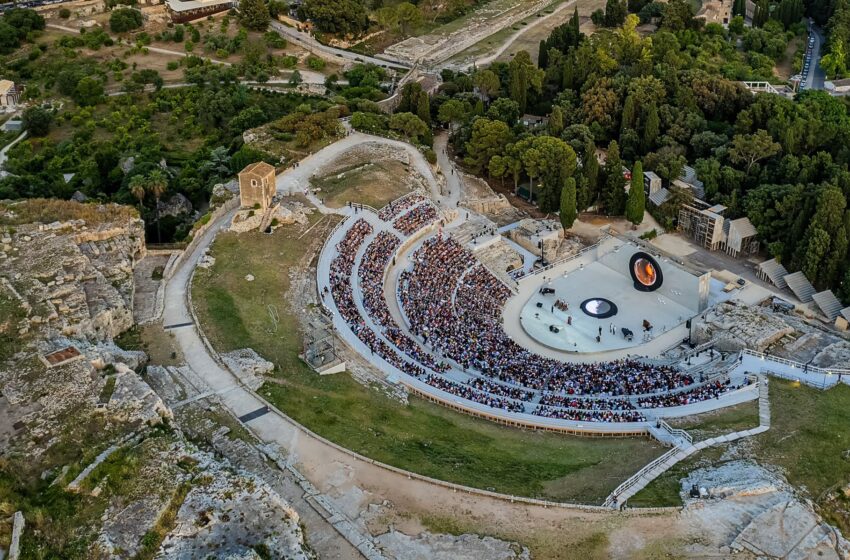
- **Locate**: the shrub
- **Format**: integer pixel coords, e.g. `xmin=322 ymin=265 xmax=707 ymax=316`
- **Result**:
xmin=59 ymin=8 xmax=71 ymax=18
xmin=109 ymin=8 xmax=143 ymax=33
xmin=306 ymin=55 xmax=325 ymax=70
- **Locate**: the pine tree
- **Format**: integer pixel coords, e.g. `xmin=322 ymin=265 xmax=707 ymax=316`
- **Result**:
xmin=560 ymin=176 xmax=578 ymax=230
xmin=625 ymin=161 xmax=646 ymax=226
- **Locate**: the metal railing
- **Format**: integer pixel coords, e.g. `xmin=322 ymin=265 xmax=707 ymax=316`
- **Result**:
xmin=657 ymin=418 xmax=693 ymax=445
xmin=603 ymin=446 xmax=681 ymax=508
xmin=743 ymin=348 xmax=850 ymax=376
xmin=513 ymin=234 xmax=610 ymax=280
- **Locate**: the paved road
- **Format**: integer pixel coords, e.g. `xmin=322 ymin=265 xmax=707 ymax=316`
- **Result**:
xmin=269 ymin=21 xmax=410 ymax=70
xmin=0 ymin=130 xmax=27 ymax=178
xmin=804 ymin=25 xmax=827 ymax=90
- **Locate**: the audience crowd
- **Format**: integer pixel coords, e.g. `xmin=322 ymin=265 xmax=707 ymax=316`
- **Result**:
xmin=378 ymin=193 xmax=426 ymax=221
xmin=328 ymin=220 xmax=741 ymax=423
xmin=329 ymin=219 xmax=428 ymax=380
xmin=532 ymin=406 xmax=646 ymax=423
xmin=400 ymin=237 xmax=696 ymax=398
xmin=393 ymin=203 xmax=438 ymax=235
xmin=426 ymin=375 xmax=526 ymax=413
xmin=359 ymin=231 xmax=448 ymax=373
xmin=637 ymin=378 xmax=743 ymax=408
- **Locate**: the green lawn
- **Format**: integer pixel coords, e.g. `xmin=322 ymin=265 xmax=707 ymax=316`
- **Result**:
xmin=192 ymin=219 xmax=666 ymax=503
xmin=310 ymin=160 xmax=414 ymax=209
xmin=668 ymin=399 xmax=759 ymax=441
xmin=631 ymin=379 xmax=850 ymax=534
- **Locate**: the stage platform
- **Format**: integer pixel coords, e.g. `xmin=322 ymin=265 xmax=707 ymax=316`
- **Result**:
xmin=514 ymin=237 xmax=723 ymax=355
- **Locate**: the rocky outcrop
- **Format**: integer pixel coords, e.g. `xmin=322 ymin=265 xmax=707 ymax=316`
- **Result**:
xmin=693 ymin=302 xmax=795 ymax=352
xmin=0 ymin=206 xmax=145 ymax=342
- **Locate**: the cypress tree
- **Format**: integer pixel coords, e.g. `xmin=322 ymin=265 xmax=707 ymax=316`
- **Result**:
xmin=625 ymin=161 xmax=646 ymax=226
xmin=560 ymin=176 xmax=578 ymax=230
xmin=603 ymin=140 xmax=627 ymax=215
xmin=642 ymin=104 xmax=660 ymax=152
xmin=538 ymin=39 xmax=549 ymax=69
xmin=583 ymin=139 xmax=600 ymax=208
xmin=416 ymin=92 xmax=431 ymax=125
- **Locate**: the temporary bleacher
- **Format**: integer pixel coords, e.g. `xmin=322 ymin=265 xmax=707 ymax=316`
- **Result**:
xmin=756 ymin=258 xmax=788 ymax=289
xmin=783 ymin=271 xmax=815 ymax=303
xmin=812 ymin=290 xmax=844 ymax=321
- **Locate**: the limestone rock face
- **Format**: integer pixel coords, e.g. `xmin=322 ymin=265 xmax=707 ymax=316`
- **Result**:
xmin=108 ymin=367 xmax=173 ymax=425
xmin=375 ymin=531 xmax=531 ymax=560
xmin=157 ymin=193 xmax=193 ymax=218
xmin=693 ymin=302 xmax=795 ymax=352
xmin=157 ymin=449 xmax=314 ymax=560
xmin=221 ymin=348 xmax=273 ymax=390
xmin=813 ymin=341 xmax=850 ymax=369
xmin=680 ymin=461 xmax=850 ymax=559
xmin=0 ymin=206 xmax=145 ymax=341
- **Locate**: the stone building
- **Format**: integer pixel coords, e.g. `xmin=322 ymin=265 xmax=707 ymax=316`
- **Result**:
xmin=238 ymin=161 xmax=276 ymax=210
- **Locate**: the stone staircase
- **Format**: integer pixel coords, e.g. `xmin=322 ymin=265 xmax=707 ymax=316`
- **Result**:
xmin=604 ymin=375 xmax=770 ymax=508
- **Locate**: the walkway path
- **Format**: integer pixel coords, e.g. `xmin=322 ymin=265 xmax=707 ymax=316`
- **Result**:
xmin=275 ymin=130 xmax=443 ymax=205
xmin=605 ymin=375 xmax=771 ymax=508
xmin=269 ymin=21 xmax=411 ymax=69
xmin=0 ymin=130 xmax=26 ymax=177
xmin=455 ymin=0 xmax=577 ymax=69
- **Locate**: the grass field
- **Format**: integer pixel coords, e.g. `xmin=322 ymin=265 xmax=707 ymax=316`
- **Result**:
xmin=310 ymin=160 xmax=415 ymax=209
xmin=191 ymin=219 xmax=666 ymax=503
xmin=668 ymin=399 xmax=759 ymax=441
xmin=630 ymin=379 xmax=850 ymax=533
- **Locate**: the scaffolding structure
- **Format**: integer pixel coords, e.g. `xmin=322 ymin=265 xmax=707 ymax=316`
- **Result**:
xmin=300 ymin=311 xmax=345 ymax=374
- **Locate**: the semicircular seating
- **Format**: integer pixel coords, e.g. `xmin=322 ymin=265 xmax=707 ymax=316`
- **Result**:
xmin=324 ymin=210 xmax=744 ymax=425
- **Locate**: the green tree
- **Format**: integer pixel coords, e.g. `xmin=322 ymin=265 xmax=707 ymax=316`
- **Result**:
xmin=728 ymin=130 xmax=781 ymax=172
xmin=508 ymin=50 xmax=543 ymax=114
xmin=642 ymin=103 xmax=659 ymax=152
xmin=21 ymin=106 xmax=52 ymax=137
xmin=582 ymin=139 xmax=600 ymax=209
xmin=109 ymin=8 xmax=143 ymax=33
xmin=560 ymin=176 xmax=578 ymax=230
xmin=522 ymin=147 xmax=542 ymax=203
xmin=604 ymin=0 xmax=627 ymax=27
xmin=621 ymin=95 xmax=637 ymax=132
xmin=473 ymin=69 xmax=500 ymax=104
xmin=416 ymin=91 xmax=431 ymax=125
xmin=602 ymin=140 xmax=627 ymax=215
xmin=74 ymin=76 xmax=105 ymax=106
xmin=464 ymin=118 xmax=513 ymax=174
xmin=625 ymin=161 xmax=646 ymax=226
xmin=146 ymin=169 xmax=169 ymax=243
xmin=486 ymin=97 xmax=520 ymax=125
xmin=437 ymin=99 xmax=470 ymax=132
xmin=129 ymin=174 xmax=147 ymax=212
xmin=299 ymin=0 xmax=369 ymax=36
xmin=239 ymin=0 xmax=270 ymax=30
xmin=660 ymin=0 xmax=696 ymax=31
xmin=549 ymin=105 xmax=564 ymax=136
xmin=395 ymin=2 xmax=422 ymax=35
xmin=389 ymin=112 xmax=429 ymax=143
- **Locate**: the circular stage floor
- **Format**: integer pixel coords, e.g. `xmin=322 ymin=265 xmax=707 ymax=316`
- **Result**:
xmin=518 ymin=261 xmax=696 ymax=353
